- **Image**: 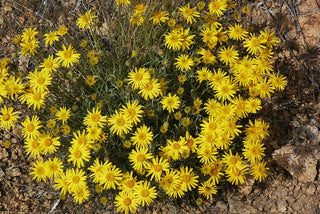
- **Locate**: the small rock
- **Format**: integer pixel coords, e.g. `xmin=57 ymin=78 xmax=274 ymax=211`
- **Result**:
xmin=229 ymin=196 xmax=258 ymax=214
xmin=277 ymin=200 xmax=288 ymax=212
xmin=238 ymin=178 xmax=255 ymax=196
xmin=273 ymin=145 xmax=318 ymax=182
xmin=216 ymin=201 xmax=227 ymax=211
xmin=6 ymin=167 xmax=21 ymax=178
xmin=306 ymin=183 xmax=316 ymax=195
xmin=0 ymin=168 xmax=5 ymax=180
xmin=305 ymin=125 xmax=319 ymax=143
xmin=0 ymin=147 xmax=9 ymax=159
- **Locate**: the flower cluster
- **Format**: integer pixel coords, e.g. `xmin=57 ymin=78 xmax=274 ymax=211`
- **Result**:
xmin=0 ymin=0 xmax=287 ymax=213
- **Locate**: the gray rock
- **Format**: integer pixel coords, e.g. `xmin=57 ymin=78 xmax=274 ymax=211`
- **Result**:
xmin=273 ymin=145 xmax=317 ymax=182
xmin=305 ymin=125 xmax=319 ymax=142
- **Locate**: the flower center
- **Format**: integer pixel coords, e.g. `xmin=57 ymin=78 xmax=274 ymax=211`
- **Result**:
xmin=182 ymin=174 xmax=191 ymax=182
xmin=72 ymin=175 xmax=80 ymax=183
xmin=134 ymin=73 xmax=143 ymax=81
xmin=116 ymin=118 xmax=125 ymax=126
xmin=229 ymin=156 xmax=237 ymax=165
xmin=138 ymin=133 xmax=147 ymax=141
xmin=154 ymin=164 xmax=162 ymax=172
xmin=44 ymin=139 xmax=52 ymax=147
xmin=33 ymin=93 xmax=42 ymax=101
xmin=137 ymin=154 xmax=145 ymax=162
xmin=141 ymin=189 xmax=149 ymax=197
xmin=2 ymin=113 xmax=10 ymax=121
xmin=37 ymin=77 xmax=45 ymax=85
xmin=172 ymin=142 xmax=180 ymax=150
xmin=74 ymin=150 xmax=82 ymax=159
xmin=63 ymin=50 xmax=72 ymax=59
xmin=25 ymin=125 xmax=34 ymax=134
xmin=91 ymin=113 xmax=100 ymax=122
xmin=36 ymin=167 xmax=44 ymax=175
xmin=126 ymin=180 xmax=135 ymax=188
xmin=105 ymin=172 xmax=115 ymax=181
xmin=123 ymin=198 xmax=132 ymax=206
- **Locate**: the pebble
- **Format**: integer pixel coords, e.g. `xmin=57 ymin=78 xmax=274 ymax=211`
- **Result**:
xmin=0 ymin=147 xmax=9 ymax=159
xmin=277 ymin=200 xmax=288 ymax=212
xmin=306 ymin=183 xmax=316 ymax=195
xmin=216 ymin=201 xmax=227 ymax=211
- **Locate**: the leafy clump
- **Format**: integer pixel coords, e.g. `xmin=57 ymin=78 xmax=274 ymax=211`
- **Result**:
xmin=0 ymin=0 xmax=287 ymax=213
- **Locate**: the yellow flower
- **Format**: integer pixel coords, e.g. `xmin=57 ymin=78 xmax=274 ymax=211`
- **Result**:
xmin=115 ymin=0 xmax=131 ymax=6
xmin=131 ymin=125 xmax=153 ymax=148
xmin=127 ymin=67 xmax=150 ymax=90
xmin=128 ymin=147 xmax=152 ymax=172
xmin=150 ymin=10 xmax=169 ymax=25
xmin=57 ymin=26 xmax=68 ymax=36
xmin=56 ymin=44 xmax=81 ymax=68
xmin=85 ymin=75 xmax=96 ymax=86
xmin=208 ymin=0 xmax=227 ymax=17
xmin=30 ymin=159 xmax=48 ymax=182
xmin=120 ymin=100 xmax=143 ymax=125
xmin=39 ymin=55 xmax=60 ymax=72
xmin=174 ymin=54 xmax=194 ymax=71
xmin=21 ymin=115 xmax=42 ymax=139
xmin=243 ymin=33 xmax=266 ymax=55
xmin=130 ymin=11 xmax=145 ymax=26
xmin=83 ymin=107 xmax=108 ymax=128
xmin=108 ymin=110 xmax=132 ymax=136
xmin=44 ymin=31 xmax=59 ymax=46
xmin=250 ymin=161 xmax=269 ymax=182
xmin=21 ymin=27 xmax=39 ymax=42
xmin=99 ymin=165 xmax=122 ymax=189
xmin=77 ymin=9 xmax=97 ymax=30
xmin=228 ymin=23 xmax=248 ymax=41
xmin=146 ymin=156 xmax=170 ymax=182
xmin=161 ymin=93 xmax=180 ymax=113
xmin=139 ymin=78 xmax=161 ymax=100
xmin=68 ymin=144 xmax=91 ymax=168
xmin=40 ymin=131 xmax=61 ymax=155
xmin=66 ymin=168 xmax=87 ymax=192
xmin=45 ymin=157 xmax=64 ymax=179
xmin=20 ymin=39 xmax=39 ymax=56
xmin=115 ymin=191 xmax=139 ymax=214
xmin=178 ymin=3 xmax=200 ymax=24
xmin=72 ymin=186 xmax=90 ymax=204
xmin=0 ymin=106 xmax=20 ymax=130
xmin=179 ymin=166 xmax=199 ymax=191
xmin=198 ymin=181 xmax=217 ymax=199
xmin=134 ymin=181 xmax=157 ymax=206
xmin=226 ymin=165 xmax=248 ymax=185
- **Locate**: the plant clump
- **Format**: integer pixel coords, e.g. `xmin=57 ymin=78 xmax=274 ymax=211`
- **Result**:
xmin=1 ymin=0 xmax=287 ymax=213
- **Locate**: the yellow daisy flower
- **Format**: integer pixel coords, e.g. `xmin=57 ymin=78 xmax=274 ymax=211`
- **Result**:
xmin=161 ymin=93 xmax=180 ymax=113
xmin=56 ymin=44 xmax=81 ymax=68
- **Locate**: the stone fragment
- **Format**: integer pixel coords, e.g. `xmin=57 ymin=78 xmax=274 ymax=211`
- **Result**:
xmin=277 ymin=200 xmax=288 ymax=212
xmin=216 ymin=201 xmax=227 ymax=211
xmin=0 ymin=146 xmax=9 ymax=159
xmin=305 ymin=125 xmax=319 ymax=143
xmin=229 ymin=196 xmax=259 ymax=214
xmin=272 ymin=145 xmax=317 ymax=182
xmin=238 ymin=178 xmax=255 ymax=196
xmin=306 ymin=183 xmax=316 ymax=195
xmin=6 ymin=167 xmax=21 ymax=178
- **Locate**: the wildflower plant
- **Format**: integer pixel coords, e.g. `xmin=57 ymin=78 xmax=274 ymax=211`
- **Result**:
xmin=1 ymin=0 xmax=287 ymax=212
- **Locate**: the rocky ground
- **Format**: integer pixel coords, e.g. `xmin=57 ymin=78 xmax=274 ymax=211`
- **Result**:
xmin=1 ymin=0 xmax=320 ymax=213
